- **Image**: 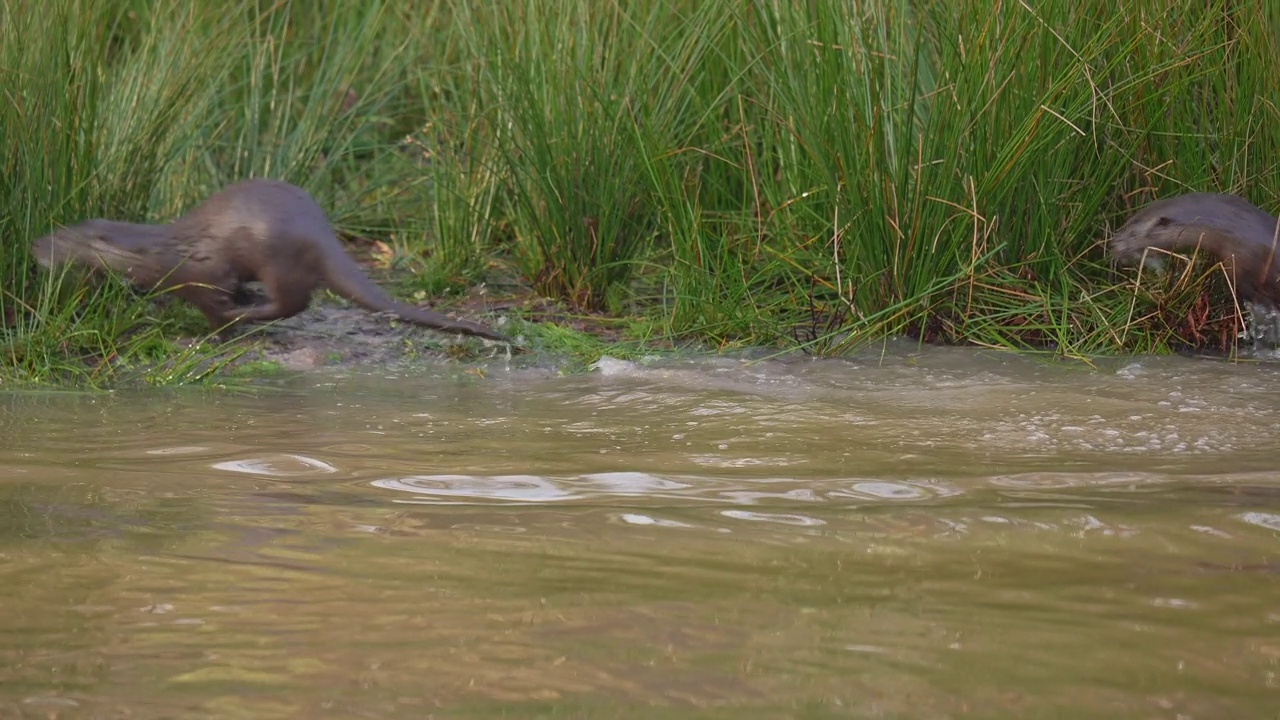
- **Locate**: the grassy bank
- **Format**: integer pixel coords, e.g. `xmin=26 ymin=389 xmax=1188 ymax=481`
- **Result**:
xmin=2 ymin=0 xmax=1277 ymax=384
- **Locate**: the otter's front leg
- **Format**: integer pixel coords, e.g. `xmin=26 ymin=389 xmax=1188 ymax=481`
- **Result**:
xmin=178 ymin=285 xmax=249 ymax=332
xmin=226 ymin=296 xmax=314 ymax=323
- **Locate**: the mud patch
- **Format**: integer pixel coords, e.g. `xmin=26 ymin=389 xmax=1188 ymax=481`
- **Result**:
xmin=232 ymin=300 xmax=514 ymax=373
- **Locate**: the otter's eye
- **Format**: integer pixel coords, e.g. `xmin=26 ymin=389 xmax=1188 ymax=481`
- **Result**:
xmin=1154 ymin=216 xmax=1172 ymax=227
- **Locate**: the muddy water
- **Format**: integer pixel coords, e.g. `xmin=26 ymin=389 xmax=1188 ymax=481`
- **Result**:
xmin=1 ymin=345 xmax=1278 ymax=719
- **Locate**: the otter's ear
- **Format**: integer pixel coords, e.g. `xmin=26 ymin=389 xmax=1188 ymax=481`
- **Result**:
xmin=1154 ymin=216 xmax=1172 ymax=227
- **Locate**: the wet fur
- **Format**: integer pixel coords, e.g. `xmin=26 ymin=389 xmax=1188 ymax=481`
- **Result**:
xmin=32 ymin=179 xmax=509 ymax=342
xmin=1110 ymin=193 xmax=1280 ymax=307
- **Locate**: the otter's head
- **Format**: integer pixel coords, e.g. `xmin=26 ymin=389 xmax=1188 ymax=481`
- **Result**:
xmin=32 ymin=220 xmax=141 ymax=272
xmin=1108 ymin=199 xmax=1181 ymax=265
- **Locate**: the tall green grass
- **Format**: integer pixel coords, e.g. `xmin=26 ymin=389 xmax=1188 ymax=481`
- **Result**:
xmin=440 ymin=0 xmax=1276 ymax=353
xmin=2 ymin=0 xmax=1276 ymax=385
xmin=0 ymin=0 xmax=474 ymax=384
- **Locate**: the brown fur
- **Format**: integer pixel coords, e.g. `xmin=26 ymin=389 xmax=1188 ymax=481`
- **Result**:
xmin=1110 ymin=192 xmax=1280 ymax=307
xmin=32 ymin=179 xmax=510 ymax=342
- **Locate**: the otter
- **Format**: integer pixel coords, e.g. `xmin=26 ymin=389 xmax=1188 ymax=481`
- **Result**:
xmin=31 ymin=179 xmax=510 ymax=342
xmin=1110 ymin=192 xmax=1280 ymax=307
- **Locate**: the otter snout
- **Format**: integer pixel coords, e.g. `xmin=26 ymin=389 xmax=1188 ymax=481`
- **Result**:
xmin=30 ymin=231 xmax=82 ymax=268
xmin=1108 ymin=229 xmax=1145 ymax=263
xmin=1108 ymin=213 xmax=1167 ymax=266
xmin=31 ymin=235 xmax=56 ymax=267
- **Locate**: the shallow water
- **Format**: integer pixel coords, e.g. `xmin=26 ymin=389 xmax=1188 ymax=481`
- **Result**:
xmin=2 ymin=344 xmax=1278 ymax=719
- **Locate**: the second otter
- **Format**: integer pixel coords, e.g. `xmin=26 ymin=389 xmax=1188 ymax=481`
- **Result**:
xmin=32 ymin=179 xmax=509 ymax=342
xmin=1110 ymin=192 xmax=1280 ymax=307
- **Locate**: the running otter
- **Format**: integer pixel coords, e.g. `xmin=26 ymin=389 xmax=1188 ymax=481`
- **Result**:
xmin=1110 ymin=192 xmax=1280 ymax=307
xmin=32 ymin=179 xmax=510 ymax=342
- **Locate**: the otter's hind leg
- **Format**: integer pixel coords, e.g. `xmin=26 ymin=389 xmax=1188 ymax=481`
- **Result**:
xmin=227 ymin=266 xmax=315 ymax=323
xmin=165 ymin=275 xmax=279 ymax=331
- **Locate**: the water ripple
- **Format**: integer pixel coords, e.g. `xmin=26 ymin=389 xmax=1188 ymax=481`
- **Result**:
xmin=211 ymin=454 xmax=338 ymax=477
xmin=372 ymin=474 xmax=583 ymax=503
xmin=1238 ymin=512 xmax=1280 ymax=531
xmin=369 ymin=472 xmax=971 ymax=507
xmin=720 ymin=510 xmax=826 ymax=527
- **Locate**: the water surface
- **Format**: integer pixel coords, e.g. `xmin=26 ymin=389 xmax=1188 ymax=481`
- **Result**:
xmin=2 ymin=344 xmax=1277 ymax=718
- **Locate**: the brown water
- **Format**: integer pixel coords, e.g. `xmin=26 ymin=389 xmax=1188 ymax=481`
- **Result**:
xmin=2 ymin=345 xmax=1278 ymax=719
